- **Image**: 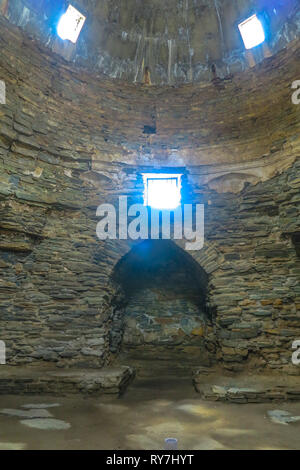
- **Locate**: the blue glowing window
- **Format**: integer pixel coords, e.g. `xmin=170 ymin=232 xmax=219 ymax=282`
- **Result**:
xmin=238 ymin=14 xmax=265 ymax=49
xmin=142 ymin=174 xmax=182 ymax=210
xmin=57 ymin=5 xmax=86 ymax=43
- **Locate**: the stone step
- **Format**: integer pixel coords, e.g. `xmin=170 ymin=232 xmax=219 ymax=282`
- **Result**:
xmin=193 ymin=372 xmax=300 ymax=404
xmin=0 ymin=366 xmax=135 ymax=397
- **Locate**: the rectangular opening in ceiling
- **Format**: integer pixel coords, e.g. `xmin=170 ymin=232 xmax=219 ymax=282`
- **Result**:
xmin=238 ymin=14 xmax=265 ymax=49
xmin=57 ymin=5 xmax=86 ymax=43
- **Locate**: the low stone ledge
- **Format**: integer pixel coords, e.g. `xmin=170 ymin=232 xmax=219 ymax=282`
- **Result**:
xmin=194 ymin=383 xmax=300 ymax=404
xmin=193 ymin=367 xmax=300 ymax=403
xmin=0 ymin=366 xmax=135 ymax=397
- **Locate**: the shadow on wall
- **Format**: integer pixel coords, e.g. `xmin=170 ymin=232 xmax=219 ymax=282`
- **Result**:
xmin=110 ymin=240 xmax=217 ymax=376
xmin=291 ymin=233 xmax=300 ymax=258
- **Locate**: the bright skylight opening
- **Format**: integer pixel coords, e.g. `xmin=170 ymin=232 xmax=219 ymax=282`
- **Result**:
xmin=143 ymin=174 xmax=182 ymax=210
xmin=57 ymin=5 xmax=86 ymax=43
xmin=238 ymin=14 xmax=265 ymax=49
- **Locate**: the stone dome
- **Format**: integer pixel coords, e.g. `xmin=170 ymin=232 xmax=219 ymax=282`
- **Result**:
xmin=2 ymin=0 xmax=299 ymax=85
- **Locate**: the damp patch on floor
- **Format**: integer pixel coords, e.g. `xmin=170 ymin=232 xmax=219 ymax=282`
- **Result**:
xmin=22 ymin=403 xmax=61 ymax=409
xmin=0 ymin=408 xmax=53 ymax=419
xmin=20 ymin=418 xmax=71 ymax=430
xmin=267 ymin=410 xmax=300 ymax=425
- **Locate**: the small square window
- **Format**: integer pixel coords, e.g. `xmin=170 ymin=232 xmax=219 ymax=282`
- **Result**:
xmin=142 ymin=174 xmax=182 ymax=210
xmin=57 ymin=5 xmax=86 ymax=43
xmin=238 ymin=14 xmax=265 ymax=49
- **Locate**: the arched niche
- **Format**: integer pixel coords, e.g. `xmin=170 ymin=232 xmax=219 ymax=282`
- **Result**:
xmin=108 ymin=239 xmax=220 ymax=377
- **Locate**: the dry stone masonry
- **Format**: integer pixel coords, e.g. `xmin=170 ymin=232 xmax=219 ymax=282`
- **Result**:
xmin=0 ymin=13 xmax=299 ymax=386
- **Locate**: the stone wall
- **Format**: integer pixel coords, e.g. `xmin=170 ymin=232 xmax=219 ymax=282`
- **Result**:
xmin=0 ymin=18 xmax=299 ymax=375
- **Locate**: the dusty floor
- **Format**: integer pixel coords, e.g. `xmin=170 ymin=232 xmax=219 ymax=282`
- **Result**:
xmin=0 ymin=377 xmax=300 ymax=450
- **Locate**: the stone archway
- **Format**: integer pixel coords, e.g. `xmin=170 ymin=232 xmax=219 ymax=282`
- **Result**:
xmin=107 ymin=239 xmax=220 ymax=377
xmin=104 ymin=238 xmax=222 ymax=281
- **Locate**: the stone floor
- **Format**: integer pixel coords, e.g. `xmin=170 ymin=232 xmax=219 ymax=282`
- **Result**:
xmin=0 ymin=377 xmax=300 ymax=450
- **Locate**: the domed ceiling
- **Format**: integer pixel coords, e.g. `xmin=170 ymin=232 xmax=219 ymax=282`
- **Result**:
xmin=1 ymin=0 xmax=299 ymax=85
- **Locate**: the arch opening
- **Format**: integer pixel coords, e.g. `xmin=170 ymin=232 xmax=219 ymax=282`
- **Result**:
xmin=110 ymin=240 xmax=216 ymax=377
xmin=291 ymin=233 xmax=300 ymax=258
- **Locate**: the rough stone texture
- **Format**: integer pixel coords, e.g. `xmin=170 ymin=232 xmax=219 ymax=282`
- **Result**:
xmin=1 ymin=0 xmax=299 ymax=85
xmin=0 ymin=366 xmax=135 ymax=396
xmin=1 ymin=15 xmax=299 ymax=168
xmin=196 ymin=384 xmax=300 ymax=403
xmin=0 ymin=17 xmax=299 ymax=379
xmin=193 ymin=371 xmax=300 ymax=403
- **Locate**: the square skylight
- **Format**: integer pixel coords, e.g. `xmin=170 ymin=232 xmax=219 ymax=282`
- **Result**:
xmin=238 ymin=14 xmax=265 ymax=49
xmin=142 ymin=174 xmax=182 ymax=210
xmin=57 ymin=5 xmax=86 ymax=43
